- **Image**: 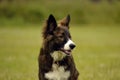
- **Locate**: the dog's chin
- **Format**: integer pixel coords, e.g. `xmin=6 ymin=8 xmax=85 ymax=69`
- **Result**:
xmin=60 ymin=48 xmax=72 ymax=56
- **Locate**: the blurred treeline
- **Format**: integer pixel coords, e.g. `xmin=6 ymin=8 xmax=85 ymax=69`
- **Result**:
xmin=0 ymin=0 xmax=120 ymax=25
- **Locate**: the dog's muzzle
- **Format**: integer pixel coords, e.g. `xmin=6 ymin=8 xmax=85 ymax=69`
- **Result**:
xmin=60 ymin=39 xmax=76 ymax=55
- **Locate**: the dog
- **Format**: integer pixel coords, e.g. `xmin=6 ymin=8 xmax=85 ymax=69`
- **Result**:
xmin=38 ymin=14 xmax=79 ymax=80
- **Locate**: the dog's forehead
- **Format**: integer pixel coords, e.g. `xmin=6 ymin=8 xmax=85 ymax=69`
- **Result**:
xmin=54 ymin=26 xmax=71 ymax=38
xmin=55 ymin=26 xmax=69 ymax=34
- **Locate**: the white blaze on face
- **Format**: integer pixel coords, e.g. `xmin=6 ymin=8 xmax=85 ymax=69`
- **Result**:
xmin=64 ymin=39 xmax=75 ymax=50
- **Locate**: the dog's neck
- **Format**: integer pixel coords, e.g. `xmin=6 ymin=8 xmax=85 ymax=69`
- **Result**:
xmin=45 ymin=51 xmax=70 ymax=80
xmin=51 ymin=51 xmax=66 ymax=62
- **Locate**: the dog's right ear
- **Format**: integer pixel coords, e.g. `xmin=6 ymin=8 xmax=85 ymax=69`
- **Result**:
xmin=43 ymin=14 xmax=57 ymax=38
xmin=47 ymin=14 xmax=57 ymax=34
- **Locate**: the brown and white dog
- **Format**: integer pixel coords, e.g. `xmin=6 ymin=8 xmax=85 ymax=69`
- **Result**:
xmin=38 ymin=14 xmax=79 ymax=80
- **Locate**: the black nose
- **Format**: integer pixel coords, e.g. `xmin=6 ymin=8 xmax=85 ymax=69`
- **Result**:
xmin=69 ymin=44 xmax=76 ymax=49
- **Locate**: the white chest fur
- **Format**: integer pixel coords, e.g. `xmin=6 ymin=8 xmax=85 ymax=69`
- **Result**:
xmin=45 ymin=64 xmax=70 ymax=80
xmin=45 ymin=51 xmax=70 ymax=80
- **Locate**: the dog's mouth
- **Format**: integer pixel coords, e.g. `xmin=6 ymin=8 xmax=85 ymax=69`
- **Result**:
xmin=60 ymin=48 xmax=72 ymax=55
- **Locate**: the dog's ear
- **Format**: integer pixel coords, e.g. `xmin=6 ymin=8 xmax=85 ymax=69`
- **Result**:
xmin=59 ymin=14 xmax=70 ymax=29
xmin=47 ymin=14 xmax=57 ymax=34
xmin=43 ymin=14 xmax=57 ymax=38
xmin=47 ymin=15 xmax=57 ymax=33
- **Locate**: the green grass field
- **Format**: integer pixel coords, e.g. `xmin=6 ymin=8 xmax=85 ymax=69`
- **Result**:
xmin=0 ymin=25 xmax=120 ymax=80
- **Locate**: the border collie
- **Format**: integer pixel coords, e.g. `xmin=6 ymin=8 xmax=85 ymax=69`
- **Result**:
xmin=38 ymin=14 xmax=79 ymax=80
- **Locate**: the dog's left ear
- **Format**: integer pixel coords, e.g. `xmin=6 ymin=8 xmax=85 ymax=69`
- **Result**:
xmin=59 ymin=14 xmax=70 ymax=29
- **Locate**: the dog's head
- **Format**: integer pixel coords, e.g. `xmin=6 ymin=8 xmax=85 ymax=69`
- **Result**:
xmin=43 ymin=14 xmax=75 ymax=55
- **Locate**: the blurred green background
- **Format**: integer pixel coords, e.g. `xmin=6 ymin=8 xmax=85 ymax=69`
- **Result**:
xmin=0 ymin=0 xmax=120 ymax=25
xmin=0 ymin=0 xmax=120 ymax=80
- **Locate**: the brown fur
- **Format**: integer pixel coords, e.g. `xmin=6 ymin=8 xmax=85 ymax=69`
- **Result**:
xmin=38 ymin=14 xmax=79 ymax=80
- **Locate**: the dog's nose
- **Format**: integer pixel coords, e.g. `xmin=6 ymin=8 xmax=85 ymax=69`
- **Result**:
xmin=69 ymin=44 xmax=76 ymax=49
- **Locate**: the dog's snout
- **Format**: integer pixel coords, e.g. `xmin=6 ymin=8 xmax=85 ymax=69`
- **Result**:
xmin=69 ymin=44 xmax=76 ymax=49
xmin=64 ymin=39 xmax=76 ymax=50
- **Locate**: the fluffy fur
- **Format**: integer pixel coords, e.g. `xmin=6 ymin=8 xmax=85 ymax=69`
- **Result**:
xmin=38 ymin=14 xmax=79 ymax=80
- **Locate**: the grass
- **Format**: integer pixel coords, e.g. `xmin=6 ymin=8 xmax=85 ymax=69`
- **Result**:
xmin=0 ymin=25 xmax=120 ymax=80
